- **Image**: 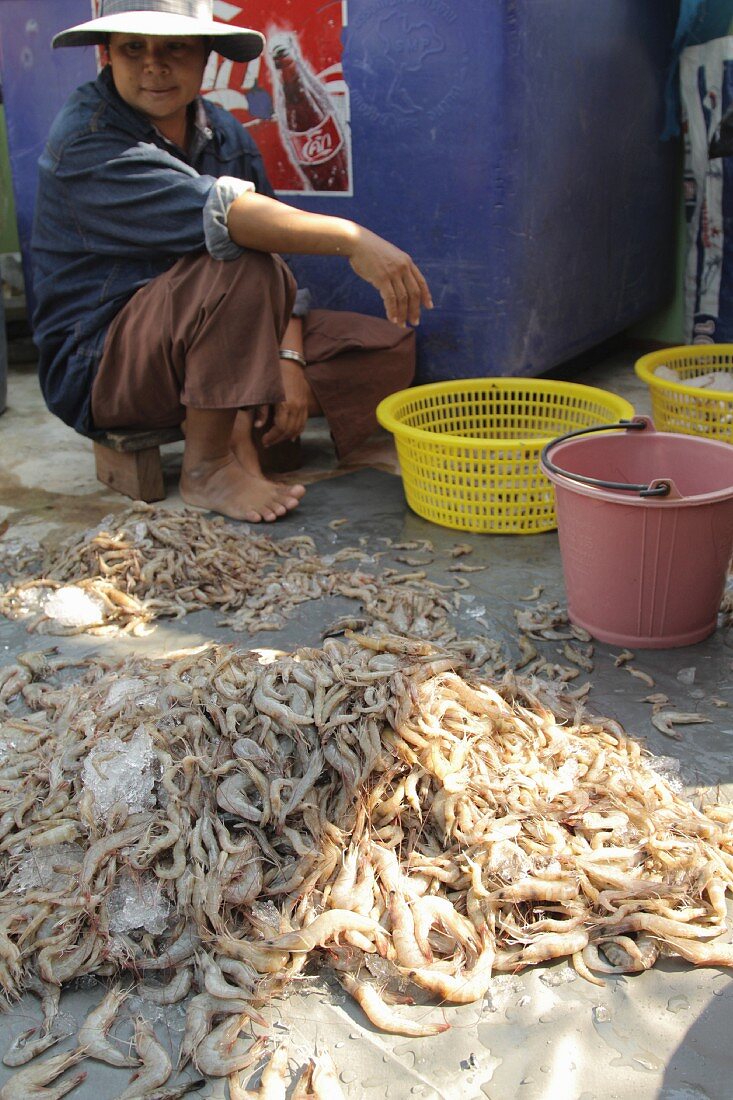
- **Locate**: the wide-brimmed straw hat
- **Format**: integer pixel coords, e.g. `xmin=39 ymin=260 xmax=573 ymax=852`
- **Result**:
xmin=52 ymin=0 xmax=264 ymax=63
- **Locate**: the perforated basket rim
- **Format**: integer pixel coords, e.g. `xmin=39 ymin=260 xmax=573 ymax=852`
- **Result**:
xmin=376 ymin=378 xmax=635 ymax=452
xmin=635 ymin=345 xmax=733 ymax=400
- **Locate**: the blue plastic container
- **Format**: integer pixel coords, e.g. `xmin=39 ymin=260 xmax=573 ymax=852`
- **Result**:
xmin=0 ymin=0 xmax=679 ymax=380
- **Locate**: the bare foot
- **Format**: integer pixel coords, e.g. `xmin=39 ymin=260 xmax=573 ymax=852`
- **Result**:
xmin=180 ymin=454 xmax=304 ymax=522
xmin=231 ymin=410 xmax=307 ymax=506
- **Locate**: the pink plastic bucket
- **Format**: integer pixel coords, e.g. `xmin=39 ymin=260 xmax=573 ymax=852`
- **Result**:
xmin=541 ymin=417 xmax=733 ymax=648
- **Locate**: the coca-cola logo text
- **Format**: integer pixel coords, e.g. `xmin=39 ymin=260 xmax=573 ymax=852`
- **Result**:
xmin=289 ymin=116 xmax=343 ymax=165
xmin=304 ymin=130 xmax=332 ymax=161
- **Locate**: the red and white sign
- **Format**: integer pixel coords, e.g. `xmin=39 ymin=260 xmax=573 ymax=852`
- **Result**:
xmin=203 ymin=0 xmax=352 ymax=195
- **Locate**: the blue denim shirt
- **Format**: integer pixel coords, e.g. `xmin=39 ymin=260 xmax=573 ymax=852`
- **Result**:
xmin=32 ymin=66 xmax=308 ymax=436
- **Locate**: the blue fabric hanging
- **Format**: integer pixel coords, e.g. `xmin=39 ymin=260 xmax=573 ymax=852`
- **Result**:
xmin=679 ymin=37 xmax=733 ymax=341
xmin=662 ymin=0 xmax=709 ymax=139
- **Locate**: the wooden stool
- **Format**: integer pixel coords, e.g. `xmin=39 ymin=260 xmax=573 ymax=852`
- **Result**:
xmin=93 ymin=426 xmax=184 ymax=502
xmin=93 ymin=426 xmax=303 ymax=502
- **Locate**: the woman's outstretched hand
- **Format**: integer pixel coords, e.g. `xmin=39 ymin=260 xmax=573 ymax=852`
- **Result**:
xmin=348 ymin=226 xmax=433 ymax=328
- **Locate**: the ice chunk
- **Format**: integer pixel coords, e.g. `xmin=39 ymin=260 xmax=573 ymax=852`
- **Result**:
xmin=128 ymin=995 xmax=186 ymax=1032
xmin=486 ymin=840 xmax=532 ymax=882
xmin=43 ymin=586 xmax=105 ymax=629
xmin=484 ymin=975 xmax=524 ymax=1013
xmin=9 ymin=843 xmax=83 ymax=892
xmin=465 ymin=603 xmax=488 ymax=620
xmin=650 ymin=754 xmax=683 ymax=791
xmin=487 ymin=845 xmax=517 ymax=880
xmin=676 ymin=666 xmax=696 ymax=686
xmin=13 ymin=586 xmax=47 ymax=615
xmin=104 ymin=678 xmax=157 ymax=713
xmin=540 ymin=966 xmax=577 ymax=987
xmin=108 ymin=872 xmax=170 ymax=934
xmin=137 ymin=690 xmax=160 ymax=708
xmin=545 ymin=759 xmax=581 ymax=801
xmin=105 ymin=678 xmax=148 ymax=709
xmin=250 ymin=900 xmax=281 ymax=929
xmin=48 ymin=1012 xmax=77 ymax=1039
xmin=82 ymin=725 xmax=157 ymax=818
xmin=364 ymin=954 xmax=399 ymax=985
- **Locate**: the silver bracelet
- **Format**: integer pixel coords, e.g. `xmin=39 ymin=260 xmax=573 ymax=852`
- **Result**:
xmin=279 ymin=348 xmax=307 ymax=367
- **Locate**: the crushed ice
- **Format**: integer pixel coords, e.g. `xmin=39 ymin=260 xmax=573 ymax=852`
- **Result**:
xmin=108 ymin=872 xmax=170 ymax=934
xmin=9 ymin=843 xmax=83 ymax=893
xmin=650 ymin=754 xmax=683 ymax=792
xmin=128 ymin=994 xmax=187 ymax=1032
xmin=484 ymin=975 xmax=524 ymax=1012
xmin=11 ymin=586 xmax=47 ymax=616
xmin=545 ymin=759 xmax=581 ymax=801
xmin=104 ymin=678 xmax=158 ymax=714
xmin=465 ymin=603 xmax=488 ymax=620
xmin=82 ymin=725 xmax=157 ymax=818
xmin=486 ymin=840 xmax=532 ymax=882
xmin=363 ymin=953 xmax=412 ymax=992
xmin=43 ymin=585 xmax=105 ymax=628
xmin=539 ymin=965 xmax=577 ymax=988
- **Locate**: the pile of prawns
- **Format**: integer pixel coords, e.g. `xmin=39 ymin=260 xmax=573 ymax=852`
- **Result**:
xmin=0 ymin=630 xmax=731 ymax=1097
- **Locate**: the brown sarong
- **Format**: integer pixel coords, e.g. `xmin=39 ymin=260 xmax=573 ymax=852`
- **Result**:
xmin=91 ymin=250 xmax=415 ymax=458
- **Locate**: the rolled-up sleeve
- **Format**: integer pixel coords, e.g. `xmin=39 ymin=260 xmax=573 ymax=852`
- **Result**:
xmin=203 ymin=175 xmax=255 ymax=260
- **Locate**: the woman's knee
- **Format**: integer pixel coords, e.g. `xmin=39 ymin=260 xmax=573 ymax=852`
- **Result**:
xmin=226 ymin=250 xmax=297 ymax=315
xmin=174 ymin=249 xmax=297 ymax=321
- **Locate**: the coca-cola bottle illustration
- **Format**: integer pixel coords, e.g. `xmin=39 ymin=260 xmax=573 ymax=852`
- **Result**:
xmin=271 ymin=37 xmax=350 ymax=192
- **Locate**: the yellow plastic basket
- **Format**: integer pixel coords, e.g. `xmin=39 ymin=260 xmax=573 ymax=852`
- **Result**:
xmin=376 ymin=378 xmax=634 ymax=534
xmin=635 ymin=345 xmax=733 ymax=443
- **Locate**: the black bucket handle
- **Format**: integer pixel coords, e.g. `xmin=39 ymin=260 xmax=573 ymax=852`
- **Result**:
xmin=541 ymin=417 xmax=673 ymax=498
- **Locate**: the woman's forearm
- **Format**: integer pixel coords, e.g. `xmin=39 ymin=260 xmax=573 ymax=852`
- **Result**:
xmin=227 ymin=190 xmax=360 ymax=256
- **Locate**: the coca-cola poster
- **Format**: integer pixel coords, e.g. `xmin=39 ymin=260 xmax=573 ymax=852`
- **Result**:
xmin=203 ymin=1 xmax=352 ymax=196
xmin=90 ymin=0 xmax=352 ymax=195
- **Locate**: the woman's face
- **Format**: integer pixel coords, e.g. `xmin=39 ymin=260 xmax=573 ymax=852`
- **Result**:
xmin=107 ymin=33 xmax=208 ymax=141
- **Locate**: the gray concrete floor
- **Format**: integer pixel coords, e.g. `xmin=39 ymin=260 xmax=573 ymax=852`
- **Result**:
xmin=1 ymin=333 xmax=732 ymax=1100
